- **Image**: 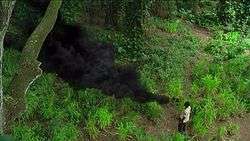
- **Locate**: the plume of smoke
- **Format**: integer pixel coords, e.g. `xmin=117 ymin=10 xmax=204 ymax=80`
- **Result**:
xmin=39 ymin=23 xmax=169 ymax=104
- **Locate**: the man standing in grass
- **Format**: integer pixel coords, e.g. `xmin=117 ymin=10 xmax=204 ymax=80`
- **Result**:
xmin=178 ymin=101 xmax=191 ymax=133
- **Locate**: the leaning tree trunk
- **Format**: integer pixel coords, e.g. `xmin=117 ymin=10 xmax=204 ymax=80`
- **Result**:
xmin=0 ymin=0 xmax=16 ymax=134
xmin=4 ymin=0 xmax=62 ymax=132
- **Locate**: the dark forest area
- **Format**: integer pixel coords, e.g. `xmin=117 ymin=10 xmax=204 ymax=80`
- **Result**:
xmin=0 ymin=0 xmax=249 ymax=140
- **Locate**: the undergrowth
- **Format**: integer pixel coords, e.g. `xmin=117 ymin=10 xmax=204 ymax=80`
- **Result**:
xmin=189 ymin=31 xmax=249 ymax=137
xmin=3 ymin=16 xmax=249 ymax=140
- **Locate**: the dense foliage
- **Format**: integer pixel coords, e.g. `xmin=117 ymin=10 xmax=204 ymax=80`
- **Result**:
xmin=2 ymin=0 xmax=250 ymax=140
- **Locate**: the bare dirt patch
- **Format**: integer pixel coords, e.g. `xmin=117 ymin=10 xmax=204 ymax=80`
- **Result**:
xmin=191 ymin=25 xmax=211 ymax=41
xmin=232 ymin=113 xmax=250 ymax=141
xmin=141 ymin=103 xmax=179 ymax=135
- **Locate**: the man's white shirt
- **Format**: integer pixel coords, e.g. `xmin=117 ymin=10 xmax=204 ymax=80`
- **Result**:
xmin=183 ymin=106 xmax=191 ymax=123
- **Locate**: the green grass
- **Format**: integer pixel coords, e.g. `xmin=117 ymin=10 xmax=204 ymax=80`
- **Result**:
xmin=85 ymin=117 xmax=100 ymax=139
xmin=193 ymin=97 xmax=217 ymax=136
xmin=188 ymin=30 xmax=249 ymax=137
xmin=3 ymin=48 xmax=166 ymax=140
xmin=217 ymin=122 xmax=240 ymax=140
xmin=140 ymin=101 xmax=164 ymax=121
xmin=202 ymin=74 xmax=221 ymax=94
xmin=116 ymin=121 xmax=137 ymax=141
xmin=167 ymin=79 xmax=183 ymax=99
xmin=205 ymin=31 xmax=248 ymax=61
xmin=216 ymin=90 xmax=246 ymax=119
xmin=51 ymin=122 xmax=79 ymax=141
xmin=13 ymin=122 xmax=44 ymax=141
xmin=3 ymin=16 xmax=250 ymax=140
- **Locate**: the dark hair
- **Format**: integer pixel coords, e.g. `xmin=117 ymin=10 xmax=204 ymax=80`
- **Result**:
xmin=184 ymin=101 xmax=190 ymax=108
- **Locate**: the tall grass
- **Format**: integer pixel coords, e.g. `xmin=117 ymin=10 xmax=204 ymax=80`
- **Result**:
xmin=190 ymin=30 xmax=249 ymax=137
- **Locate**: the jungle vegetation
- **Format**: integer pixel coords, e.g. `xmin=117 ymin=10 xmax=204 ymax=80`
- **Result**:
xmin=0 ymin=0 xmax=249 ymax=141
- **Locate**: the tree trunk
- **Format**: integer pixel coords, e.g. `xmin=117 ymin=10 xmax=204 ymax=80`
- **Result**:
xmin=0 ymin=0 xmax=16 ymax=135
xmin=217 ymin=0 xmax=227 ymax=25
xmin=191 ymin=0 xmax=200 ymax=16
xmin=123 ymin=0 xmax=152 ymax=37
xmin=4 ymin=0 xmax=62 ymax=133
xmin=105 ymin=0 xmax=121 ymax=28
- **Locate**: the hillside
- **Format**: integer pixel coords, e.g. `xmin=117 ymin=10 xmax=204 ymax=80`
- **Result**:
xmin=1 ymin=1 xmax=250 ymax=141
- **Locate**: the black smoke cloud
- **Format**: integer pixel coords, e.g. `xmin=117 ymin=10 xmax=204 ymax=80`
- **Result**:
xmin=39 ymin=23 xmax=169 ymax=104
xmin=29 ymin=0 xmax=50 ymax=10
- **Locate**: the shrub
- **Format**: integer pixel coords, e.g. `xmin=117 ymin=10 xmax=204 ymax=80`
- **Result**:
xmin=24 ymin=91 xmax=40 ymax=117
xmin=215 ymin=90 xmax=246 ymax=119
xmin=135 ymin=130 xmax=158 ymax=141
xmin=192 ymin=111 xmax=209 ymax=136
xmin=85 ymin=106 xmax=113 ymax=138
xmin=191 ymin=82 xmax=200 ymax=97
xmin=116 ymin=121 xmax=137 ymax=141
xmin=217 ymin=122 xmax=240 ymax=139
xmin=223 ymin=32 xmax=241 ymax=44
xmin=39 ymin=93 xmax=57 ymax=119
xmin=217 ymin=126 xmax=227 ymax=140
xmin=165 ymin=20 xmax=181 ymax=33
xmin=94 ymin=29 xmax=138 ymax=60
xmin=217 ymin=0 xmax=249 ymax=32
xmin=136 ymin=132 xmax=187 ymax=141
xmin=78 ymin=88 xmax=105 ymax=114
xmin=12 ymin=1 xmax=42 ymax=26
xmin=168 ymin=79 xmax=183 ymax=99
xmin=121 ymin=111 xmax=140 ymax=123
xmin=208 ymin=63 xmax=225 ymax=79
xmin=119 ymin=98 xmax=138 ymax=114
xmin=52 ymin=122 xmax=79 ymax=141
xmin=236 ymin=79 xmax=250 ymax=110
xmin=151 ymin=1 xmax=177 ymax=19
xmin=140 ymin=68 xmax=158 ymax=93
xmin=95 ymin=107 xmax=113 ymax=129
xmin=170 ymin=133 xmax=186 ymax=141
xmin=140 ymin=102 xmax=163 ymax=120
xmin=147 ymin=18 xmax=185 ymax=33
xmin=60 ymin=0 xmax=84 ymax=24
xmin=192 ymin=60 xmax=210 ymax=80
xmin=226 ymin=55 xmax=250 ymax=78
xmin=25 ymin=74 xmax=60 ymax=119
xmin=224 ymin=56 xmax=250 ymax=106
xmin=205 ymin=32 xmax=247 ymax=61
xmin=237 ymin=78 xmax=250 ymax=93
xmin=13 ymin=123 xmax=44 ymax=141
xmin=226 ymin=122 xmax=240 ymax=136
xmin=191 ymin=35 xmax=248 ymax=137
xmin=28 ymin=73 xmax=56 ymax=94
xmin=193 ymin=98 xmax=217 ymax=136
xmin=65 ymin=101 xmax=81 ymax=123
xmin=202 ymin=75 xmax=221 ymax=94
xmin=85 ymin=118 xmax=99 ymax=139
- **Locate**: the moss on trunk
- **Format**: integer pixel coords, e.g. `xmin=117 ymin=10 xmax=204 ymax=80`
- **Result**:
xmin=4 ymin=0 xmax=62 ymax=133
xmin=0 ymin=0 xmax=16 ymax=134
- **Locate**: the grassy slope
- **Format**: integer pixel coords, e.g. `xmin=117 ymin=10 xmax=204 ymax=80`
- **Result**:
xmin=3 ymin=18 xmax=250 ymax=141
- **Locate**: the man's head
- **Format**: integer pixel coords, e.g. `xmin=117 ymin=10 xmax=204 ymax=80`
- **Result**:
xmin=184 ymin=101 xmax=190 ymax=108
